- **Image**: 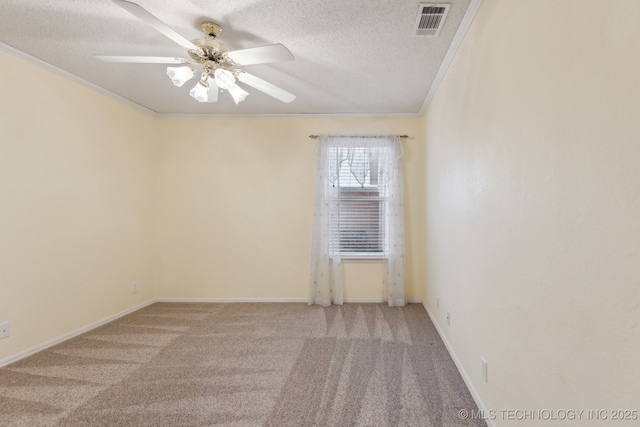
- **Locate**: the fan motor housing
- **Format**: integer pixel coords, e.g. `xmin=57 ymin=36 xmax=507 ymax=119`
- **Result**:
xmin=189 ymin=38 xmax=232 ymax=65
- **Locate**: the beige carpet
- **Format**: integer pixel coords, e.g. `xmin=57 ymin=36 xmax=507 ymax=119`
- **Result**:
xmin=0 ymin=303 xmax=485 ymax=426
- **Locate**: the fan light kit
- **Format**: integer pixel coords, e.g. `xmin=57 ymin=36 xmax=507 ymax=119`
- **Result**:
xmin=97 ymin=0 xmax=296 ymax=105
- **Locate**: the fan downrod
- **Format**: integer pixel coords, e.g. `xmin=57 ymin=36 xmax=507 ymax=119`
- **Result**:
xmin=201 ymin=22 xmax=222 ymax=39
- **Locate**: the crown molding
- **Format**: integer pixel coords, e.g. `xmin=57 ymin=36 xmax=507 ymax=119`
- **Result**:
xmin=2 ymin=0 xmax=483 ymax=122
xmin=419 ymin=0 xmax=484 ymax=115
xmin=0 ymin=41 xmax=159 ymax=116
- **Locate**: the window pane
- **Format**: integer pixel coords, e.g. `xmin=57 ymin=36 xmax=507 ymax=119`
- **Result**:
xmin=328 ymin=147 xmax=387 ymax=257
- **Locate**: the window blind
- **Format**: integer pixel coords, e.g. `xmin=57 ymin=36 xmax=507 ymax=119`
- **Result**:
xmin=327 ymin=147 xmax=388 ymax=258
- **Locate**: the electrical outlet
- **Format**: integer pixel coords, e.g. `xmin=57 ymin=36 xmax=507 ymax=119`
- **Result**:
xmin=436 ymin=297 xmax=440 ymax=309
xmin=446 ymin=310 xmax=450 ymax=325
xmin=0 ymin=322 xmax=10 ymax=339
xmin=481 ymin=357 xmax=488 ymax=383
xmin=132 ymin=282 xmax=138 ymax=293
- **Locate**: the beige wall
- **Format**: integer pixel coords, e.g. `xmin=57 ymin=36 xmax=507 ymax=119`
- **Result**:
xmin=3 ymin=1 xmax=637 ymax=416
xmin=0 ymin=48 xmax=426 ymax=364
xmin=0 ymin=50 xmax=158 ymax=363
xmin=156 ymin=117 xmax=425 ymax=302
xmin=423 ymin=0 xmax=640 ymax=423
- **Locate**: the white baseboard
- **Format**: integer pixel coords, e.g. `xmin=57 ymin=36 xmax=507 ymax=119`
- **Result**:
xmin=155 ymin=297 xmax=308 ymax=303
xmin=157 ymin=297 xmax=424 ymax=304
xmin=1 ymin=297 xmax=426 ymax=369
xmin=421 ymin=302 xmax=494 ymax=427
xmin=0 ymin=300 xmax=155 ymax=368
xmin=342 ymin=298 xmax=423 ymax=304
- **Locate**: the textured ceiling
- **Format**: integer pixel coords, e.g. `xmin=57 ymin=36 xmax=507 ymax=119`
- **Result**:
xmin=0 ymin=0 xmax=474 ymax=116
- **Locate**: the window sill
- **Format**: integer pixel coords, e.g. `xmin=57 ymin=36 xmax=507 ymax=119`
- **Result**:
xmin=340 ymin=256 xmax=385 ymax=263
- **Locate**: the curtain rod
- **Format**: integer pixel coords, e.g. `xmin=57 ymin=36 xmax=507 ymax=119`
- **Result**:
xmin=308 ymin=134 xmax=409 ymax=139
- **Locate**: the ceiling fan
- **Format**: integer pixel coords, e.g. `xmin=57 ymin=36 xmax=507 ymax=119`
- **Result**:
xmin=96 ymin=0 xmax=296 ymax=104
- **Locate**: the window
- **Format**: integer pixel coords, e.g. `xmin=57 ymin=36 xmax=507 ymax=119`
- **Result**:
xmin=328 ymin=147 xmax=387 ymax=258
xmin=309 ymin=135 xmax=405 ymax=307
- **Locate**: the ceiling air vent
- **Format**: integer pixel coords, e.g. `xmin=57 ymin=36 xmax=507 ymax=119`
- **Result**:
xmin=414 ymin=3 xmax=450 ymax=37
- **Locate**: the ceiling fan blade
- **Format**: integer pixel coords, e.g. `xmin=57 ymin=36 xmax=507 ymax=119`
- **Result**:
xmin=205 ymin=79 xmax=219 ymax=103
xmin=95 ymin=55 xmax=186 ymax=64
xmin=237 ymin=72 xmax=296 ymax=103
xmin=112 ymin=0 xmax=200 ymax=51
xmin=226 ymin=44 xmax=294 ymax=66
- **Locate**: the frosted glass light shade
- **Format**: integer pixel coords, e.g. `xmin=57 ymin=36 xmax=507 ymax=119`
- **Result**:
xmin=213 ymin=68 xmax=235 ymax=89
xmin=189 ymin=81 xmax=209 ymax=102
xmin=228 ymin=84 xmax=249 ymax=104
xmin=214 ymin=69 xmax=248 ymax=104
xmin=166 ymin=66 xmax=194 ymax=87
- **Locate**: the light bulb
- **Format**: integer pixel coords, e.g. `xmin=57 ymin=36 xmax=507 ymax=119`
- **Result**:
xmin=166 ymin=66 xmax=194 ymax=87
xmin=189 ymin=81 xmax=209 ymax=102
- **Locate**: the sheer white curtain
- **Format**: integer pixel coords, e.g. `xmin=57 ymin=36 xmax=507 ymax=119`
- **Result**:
xmin=383 ymin=140 xmax=406 ymax=307
xmin=308 ymin=135 xmax=406 ymax=307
